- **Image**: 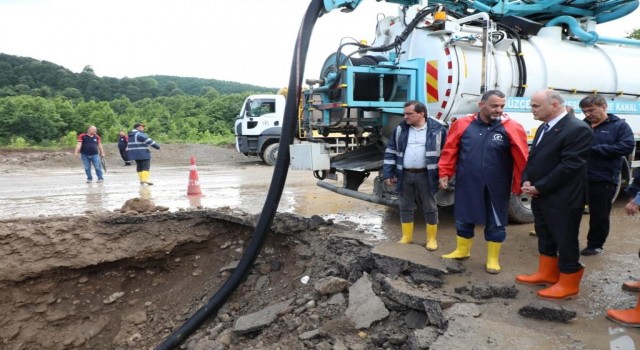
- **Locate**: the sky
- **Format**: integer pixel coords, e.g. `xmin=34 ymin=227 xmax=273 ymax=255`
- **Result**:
xmin=0 ymin=0 xmax=638 ymax=88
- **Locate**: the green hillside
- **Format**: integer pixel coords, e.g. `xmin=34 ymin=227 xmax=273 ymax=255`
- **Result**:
xmin=0 ymin=53 xmax=276 ymax=102
xmin=0 ymin=53 xmax=279 ymax=147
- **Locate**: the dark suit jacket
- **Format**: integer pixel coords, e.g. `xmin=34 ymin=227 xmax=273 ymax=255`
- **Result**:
xmin=522 ymin=113 xmax=593 ymax=209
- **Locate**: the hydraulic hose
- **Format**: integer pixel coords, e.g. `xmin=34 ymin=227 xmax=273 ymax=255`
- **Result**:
xmin=496 ymin=22 xmax=526 ymax=97
xmin=154 ymin=1 xmax=323 ymax=349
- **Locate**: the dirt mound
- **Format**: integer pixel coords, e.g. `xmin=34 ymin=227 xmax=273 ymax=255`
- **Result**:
xmin=0 ymin=144 xmax=255 ymax=173
xmin=0 ymin=149 xmax=69 ymax=167
xmin=0 ymin=207 xmax=589 ymax=350
xmin=0 ymin=208 xmax=333 ymax=349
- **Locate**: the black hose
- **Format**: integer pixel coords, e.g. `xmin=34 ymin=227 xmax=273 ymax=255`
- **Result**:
xmin=153 ymin=1 xmax=323 ymax=349
xmin=336 ymin=5 xmax=437 ymax=69
xmin=497 ymin=22 xmax=526 ymax=97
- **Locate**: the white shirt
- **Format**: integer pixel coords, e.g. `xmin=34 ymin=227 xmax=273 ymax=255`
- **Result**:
xmin=403 ymin=124 xmax=428 ymax=169
xmin=537 ymin=112 xmax=566 ymax=145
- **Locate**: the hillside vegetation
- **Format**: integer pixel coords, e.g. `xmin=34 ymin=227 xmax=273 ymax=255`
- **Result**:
xmin=0 ymin=53 xmax=278 ymax=146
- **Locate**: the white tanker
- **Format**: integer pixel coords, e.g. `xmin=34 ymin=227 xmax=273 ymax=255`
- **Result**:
xmin=292 ymin=0 xmax=640 ymax=223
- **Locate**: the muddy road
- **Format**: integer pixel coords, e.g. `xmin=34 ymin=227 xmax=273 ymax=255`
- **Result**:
xmin=0 ymin=148 xmax=395 ymax=240
xmin=1 ymin=145 xmax=640 ymax=349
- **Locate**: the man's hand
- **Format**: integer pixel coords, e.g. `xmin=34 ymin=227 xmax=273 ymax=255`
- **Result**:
xmin=384 ymin=178 xmax=396 ymax=187
xmin=626 ymin=201 xmax=640 ymax=216
xmin=439 ymin=176 xmax=449 ymax=190
xmin=521 ymin=181 xmax=539 ymax=196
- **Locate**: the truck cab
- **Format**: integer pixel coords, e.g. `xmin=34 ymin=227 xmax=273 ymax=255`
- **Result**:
xmin=235 ymin=94 xmax=286 ymax=165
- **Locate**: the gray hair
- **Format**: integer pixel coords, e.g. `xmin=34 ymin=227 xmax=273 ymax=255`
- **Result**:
xmin=546 ymin=90 xmax=565 ymax=105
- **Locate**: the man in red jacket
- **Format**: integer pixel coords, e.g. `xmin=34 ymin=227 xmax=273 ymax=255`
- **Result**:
xmin=438 ymin=90 xmax=528 ymax=274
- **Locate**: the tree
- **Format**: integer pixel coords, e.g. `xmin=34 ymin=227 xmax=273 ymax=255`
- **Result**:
xmin=0 ymin=96 xmax=65 ymax=143
xmin=201 ymin=87 xmax=220 ymax=100
xmin=52 ymin=97 xmax=76 ymax=133
xmin=109 ymin=96 xmax=133 ymax=115
xmin=61 ymin=87 xmax=83 ymax=100
xmin=74 ymin=100 xmax=119 ymax=141
xmin=628 ymin=28 xmax=640 ymax=40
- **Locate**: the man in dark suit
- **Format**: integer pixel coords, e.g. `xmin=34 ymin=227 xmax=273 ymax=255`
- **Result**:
xmin=516 ymin=89 xmax=593 ymax=300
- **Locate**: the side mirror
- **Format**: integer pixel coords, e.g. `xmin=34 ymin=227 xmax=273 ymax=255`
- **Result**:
xmin=244 ymin=101 xmax=253 ymax=117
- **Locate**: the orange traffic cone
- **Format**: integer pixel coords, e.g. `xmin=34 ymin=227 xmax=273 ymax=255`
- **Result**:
xmin=187 ymin=156 xmax=203 ymax=196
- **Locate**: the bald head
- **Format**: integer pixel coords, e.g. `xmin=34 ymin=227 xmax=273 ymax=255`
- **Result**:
xmin=530 ymin=90 xmax=566 ymax=123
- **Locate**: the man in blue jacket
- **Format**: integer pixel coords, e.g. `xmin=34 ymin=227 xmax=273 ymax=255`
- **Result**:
xmin=128 ymin=123 xmax=160 ymax=185
xmin=383 ymin=101 xmax=447 ymax=251
xmin=438 ymin=90 xmax=528 ymax=274
xmin=579 ymin=95 xmax=635 ymax=256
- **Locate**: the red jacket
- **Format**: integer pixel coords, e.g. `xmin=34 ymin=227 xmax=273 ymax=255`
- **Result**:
xmin=438 ymin=114 xmax=528 ymax=224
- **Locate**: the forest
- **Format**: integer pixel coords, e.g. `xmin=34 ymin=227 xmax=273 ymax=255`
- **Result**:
xmin=2 ymin=26 xmax=638 ymax=148
xmin=0 ymin=53 xmax=277 ymax=147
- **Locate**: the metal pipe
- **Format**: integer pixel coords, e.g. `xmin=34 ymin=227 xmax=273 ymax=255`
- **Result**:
xmin=546 ymin=15 xmax=640 ymax=46
xmin=317 ymin=180 xmax=398 ymax=206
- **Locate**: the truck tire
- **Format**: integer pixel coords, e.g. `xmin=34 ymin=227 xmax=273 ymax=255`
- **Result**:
xmin=508 ymin=194 xmax=534 ymax=224
xmin=263 ymin=143 xmax=279 ymax=166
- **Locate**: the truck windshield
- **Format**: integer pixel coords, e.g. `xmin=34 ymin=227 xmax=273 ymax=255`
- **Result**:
xmin=249 ymin=99 xmax=276 ymax=117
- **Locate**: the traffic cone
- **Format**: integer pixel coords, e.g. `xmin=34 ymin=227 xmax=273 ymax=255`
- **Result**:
xmin=187 ymin=156 xmax=203 ymax=196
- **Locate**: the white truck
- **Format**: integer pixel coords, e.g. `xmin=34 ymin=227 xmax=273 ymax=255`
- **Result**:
xmin=235 ymin=94 xmax=285 ymax=166
xmin=235 ymin=93 xmax=367 ymax=165
xmin=290 ymin=0 xmax=640 ymax=223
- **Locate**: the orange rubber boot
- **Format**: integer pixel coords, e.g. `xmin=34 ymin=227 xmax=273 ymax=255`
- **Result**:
xmin=622 ymin=281 xmax=640 ymax=292
xmin=515 ymin=255 xmax=560 ymax=286
xmin=607 ymin=295 xmax=640 ymax=327
xmin=537 ymin=267 xmax=584 ymax=300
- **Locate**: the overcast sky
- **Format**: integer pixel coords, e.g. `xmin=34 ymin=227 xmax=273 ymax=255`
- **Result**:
xmin=0 ymin=0 xmax=637 ymax=88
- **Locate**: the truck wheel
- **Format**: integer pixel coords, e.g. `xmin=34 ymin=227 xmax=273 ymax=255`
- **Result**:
xmin=508 ymin=194 xmax=534 ymax=224
xmin=263 ymin=143 xmax=279 ymax=166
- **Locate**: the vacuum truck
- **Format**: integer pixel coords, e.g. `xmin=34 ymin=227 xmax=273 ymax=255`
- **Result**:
xmin=290 ymin=0 xmax=640 ymax=223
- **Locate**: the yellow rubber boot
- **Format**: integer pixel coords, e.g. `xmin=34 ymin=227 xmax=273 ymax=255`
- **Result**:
xmin=398 ymin=222 xmax=414 ymax=244
xmin=442 ymin=236 xmax=473 ymax=259
xmin=426 ymin=224 xmax=438 ymax=251
xmin=141 ymin=171 xmax=154 ymax=186
xmin=137 ymin=172 xmax=144 ymax=184
xmin=486 ymin=242 xmax=502 ymax=274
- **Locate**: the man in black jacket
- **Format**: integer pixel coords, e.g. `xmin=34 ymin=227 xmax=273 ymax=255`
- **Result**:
xmin=579 ymin=95 xmax=634 ymax=256
xmin=117 ymin=130 xmax=131 ymax=166
xmin=516 ymin=89 xmax=593 ymax=300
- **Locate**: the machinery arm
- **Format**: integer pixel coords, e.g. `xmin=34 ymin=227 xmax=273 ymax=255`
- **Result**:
xmin=322 ymin=0 xmax=639 ymax=23
xmin=322 ymin=0 xmax=421 ymax=13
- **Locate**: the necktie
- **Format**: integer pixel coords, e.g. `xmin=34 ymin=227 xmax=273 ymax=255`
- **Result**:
xmin=536 ymin=123 xmax=550 ymax=145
